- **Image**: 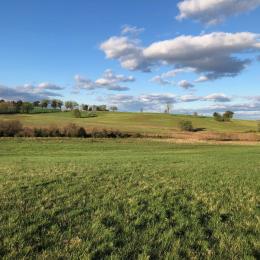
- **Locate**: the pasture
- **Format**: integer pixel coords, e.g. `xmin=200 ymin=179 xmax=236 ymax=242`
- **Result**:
xmin=0 ymin=111 xmax=258 ymax=135
xmin=0 ymin=139 xmax=259 ymax=258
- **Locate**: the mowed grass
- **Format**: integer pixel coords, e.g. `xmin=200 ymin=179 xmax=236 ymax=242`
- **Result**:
xmin=0 ymin=111 xmax=258 ymax=135
xmin=0 ymin=139 xmax=259 ymax=259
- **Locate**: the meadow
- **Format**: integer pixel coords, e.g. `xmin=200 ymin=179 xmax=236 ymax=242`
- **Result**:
xmin=0 ymin=138 xmax=259 ymax=259
xmin=0 ymin=111 xmax=258 ymax=136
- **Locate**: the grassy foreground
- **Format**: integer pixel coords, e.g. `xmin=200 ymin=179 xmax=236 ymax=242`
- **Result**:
xmin=0 ymin=111 xmax=258 ymax=135
xmin=0 ymin=139 xmax=259 ymax=259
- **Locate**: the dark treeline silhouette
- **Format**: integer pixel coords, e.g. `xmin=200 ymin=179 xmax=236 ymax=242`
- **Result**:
xmin=0 ymin=99 xmax=117 ymax=114
xmin=0 ymin=120 xmax=140 ymax=138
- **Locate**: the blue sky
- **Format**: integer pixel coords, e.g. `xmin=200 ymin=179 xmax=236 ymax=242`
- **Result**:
xmin=0 ymin=0 xmax=260 ymax=118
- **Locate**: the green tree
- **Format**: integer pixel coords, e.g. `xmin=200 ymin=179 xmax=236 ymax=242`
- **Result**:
xmin=20 ymin=102 xmax=34 ymax=113
xmin=223 ymin=111 xmax=234 ymax=121
xmin=56 ymin=100 xmax=63 ymax=110
xmin=110 ymin=106 xmax=118 ymax=112
xmin=213 ymin=112 xmax=223 ymax=122
xmin=82 ymin=104 xmax=89 ymax=111
xmin=65 ymin=101 xmax=78 ymax=110
xmin=40 ymin=99 xmax=49 ymax=108
xmin=33 ymin=101 xmax=40 ymax=107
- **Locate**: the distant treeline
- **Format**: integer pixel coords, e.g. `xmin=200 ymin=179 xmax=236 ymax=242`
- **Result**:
xmin=0 ymin=120 xmax=140 ymax=138
xmin=0 ymin=99 xmax=118 ymax=114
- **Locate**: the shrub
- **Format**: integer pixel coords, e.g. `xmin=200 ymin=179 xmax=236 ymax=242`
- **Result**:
xmin=48 ymin=126 xmax=63 ymax=137
xmin=18 ymin=127 xmax=34 ymax=137
xmin=179 ymin=120 xmax=193 ymax=132
xmin=0 ymin=121 xmax=136 ymax=139
xmin=34 ymin=128 xmax=49 ymax=137
xmin=63 ymin=124 xmax=87 ymax=137
xmin=0 ymin=120 xmax=23 ymax=137
xmin=78 ymin=127 xmax=87 ymax=138
xmin=90 ymin=129 xmax=131 ymax=138
xmin=213 ymin=112 xmax=224 ymax=122
xmin=73 ymin=109 xmax=81 ymax=118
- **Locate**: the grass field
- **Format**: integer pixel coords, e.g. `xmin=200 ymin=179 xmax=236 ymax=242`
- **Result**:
xmin=0 ymin=138 xmax=259 ymax=259
xmin=0 ymin=111 xmax=258 ymax=135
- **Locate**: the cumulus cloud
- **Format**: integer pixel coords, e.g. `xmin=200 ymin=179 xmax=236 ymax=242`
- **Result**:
xmin=37 ymin=82 xmax=64 ymax=90
xmin=151 ymin=68 xmax=195 ymax=86
xmin=203 ymin=93 xmax=231 ymax=102
xmin=176 ymin=0 xmax=260 ymax=25
xmin=103 ymin=93 xmax=177 ymax=111
xmin=0 ymin=83 xmax=63 ymax=101
xmin=194 ymin=75 xmax=209 ymax=83
xmin=100 ymin=36 xmax=151 ymax=72
xmin=179 ymin=93 xmax=232 ymax=102
xmin=101 ymin=32 xmax=260 ymax=81
xmin=177 ymin=80 xmax=194 ymax=89
xmin=99 ymin=92 xmax=260 ymax=118
xmin=180 ymin=94 xmax=201 ymax=102
xmin=75 ymin=69 xmax=135 ymax=91
xmin=101 ymin=92 xmax=234 ymax=112
xmin=121 ymin=25 xmax=144 ymax=36
xmin=150 ymin=76 xmax=171 ymax=85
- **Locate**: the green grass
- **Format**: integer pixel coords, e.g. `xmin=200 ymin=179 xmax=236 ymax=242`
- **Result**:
xmin=0 ymin=139 xmax=259 ymax=258
xmin=0 ymin=111 xmax=258 ymax=135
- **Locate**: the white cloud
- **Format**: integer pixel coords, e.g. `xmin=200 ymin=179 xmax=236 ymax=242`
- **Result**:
xmin=180 ymin=95 xmax=201 ymax=102
xmin=101 ymin=32 xmax=260 ymax=81
xmin=101 ymin=92 xmax=234 ymax=112
xmin=177 ymin=80 xmax=194 ymax=89
xmin=194 ymin=75 xmax=209 ymax=83
xmin=151 ymin=67 xmax=195 ymax=86
xmin=103 ymin=93 xmax=177 ymax=112
xmin=100 ymin=36 xmax=151 ymax=72
xmin=99 ymin=93 xmax=260 ymax=118
xmin=37 ymin=82 xmax=64 ymax=90
xmin=176 ymin=0 xmax=260 ymax=25
xmin=0 ymin=83 xmax=63 ymax=101
xmin=150 ymin=76 xmax=171 ymax=85
xmin=121 ymin=25 xmax=144 ymax=36
xmin=75 ymin=69 xmax=135 ymax=91
xmin=179 ymin=93 xmax=232 ymax=102
xmin=203 ymin=93 xmax=231 ymax=102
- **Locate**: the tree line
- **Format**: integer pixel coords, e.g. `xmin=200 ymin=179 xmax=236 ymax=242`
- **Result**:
xmin=0 ymin=99 xmax=118 ymax=114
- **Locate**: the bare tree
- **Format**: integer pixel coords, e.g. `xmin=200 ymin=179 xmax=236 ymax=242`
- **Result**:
xmin=165 ymin=103 xmax=173 ymax=114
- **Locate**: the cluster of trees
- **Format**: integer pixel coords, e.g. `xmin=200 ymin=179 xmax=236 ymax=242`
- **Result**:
xmin=213 ymin=111 xmax=234 ymax=122
xmin=0 ymin=99 xmax=118 ymax=114
xmin=0 ymin=99 xmax=63 ymax=114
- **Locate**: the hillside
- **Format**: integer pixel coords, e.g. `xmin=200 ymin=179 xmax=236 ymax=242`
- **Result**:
xmin=0 ymin=111 xmax=258 ymax=136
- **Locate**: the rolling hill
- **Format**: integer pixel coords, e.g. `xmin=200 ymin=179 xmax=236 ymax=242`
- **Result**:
xmin=0 ymin=111 xmax=258 ymax=136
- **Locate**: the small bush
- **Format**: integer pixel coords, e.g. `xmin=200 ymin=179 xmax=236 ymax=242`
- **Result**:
xmin=179 ymin=120 xmax=193 ymax=132
xmin=34 ymin=128 xmax=49 ymax=137
xmin=73 ymin=109 xmax=81 ymax=118
xmin=0 ymin=121 xmax=138 ymax=139
xmin=90 ymin=129 xmax=132 ymax=138
xmin=48 ymin=126 xmax=63 ymax=137
xmin=17 ymin=127 xmax=34 ymax=137
xmin=63 ymin=124 xmax=87 ymax=137
xmin=0 ymin=120 xmax=23 ymax=137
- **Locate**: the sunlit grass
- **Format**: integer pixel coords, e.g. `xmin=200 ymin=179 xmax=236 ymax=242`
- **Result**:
xmin=0 ymin=111 xmax=258 ymax=135
xmin=0 ymin=139 xmax=259 ymax=258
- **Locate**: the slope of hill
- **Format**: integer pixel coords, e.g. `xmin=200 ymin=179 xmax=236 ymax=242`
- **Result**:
xmin=0 ymin=111 xmax=258 ymax=136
